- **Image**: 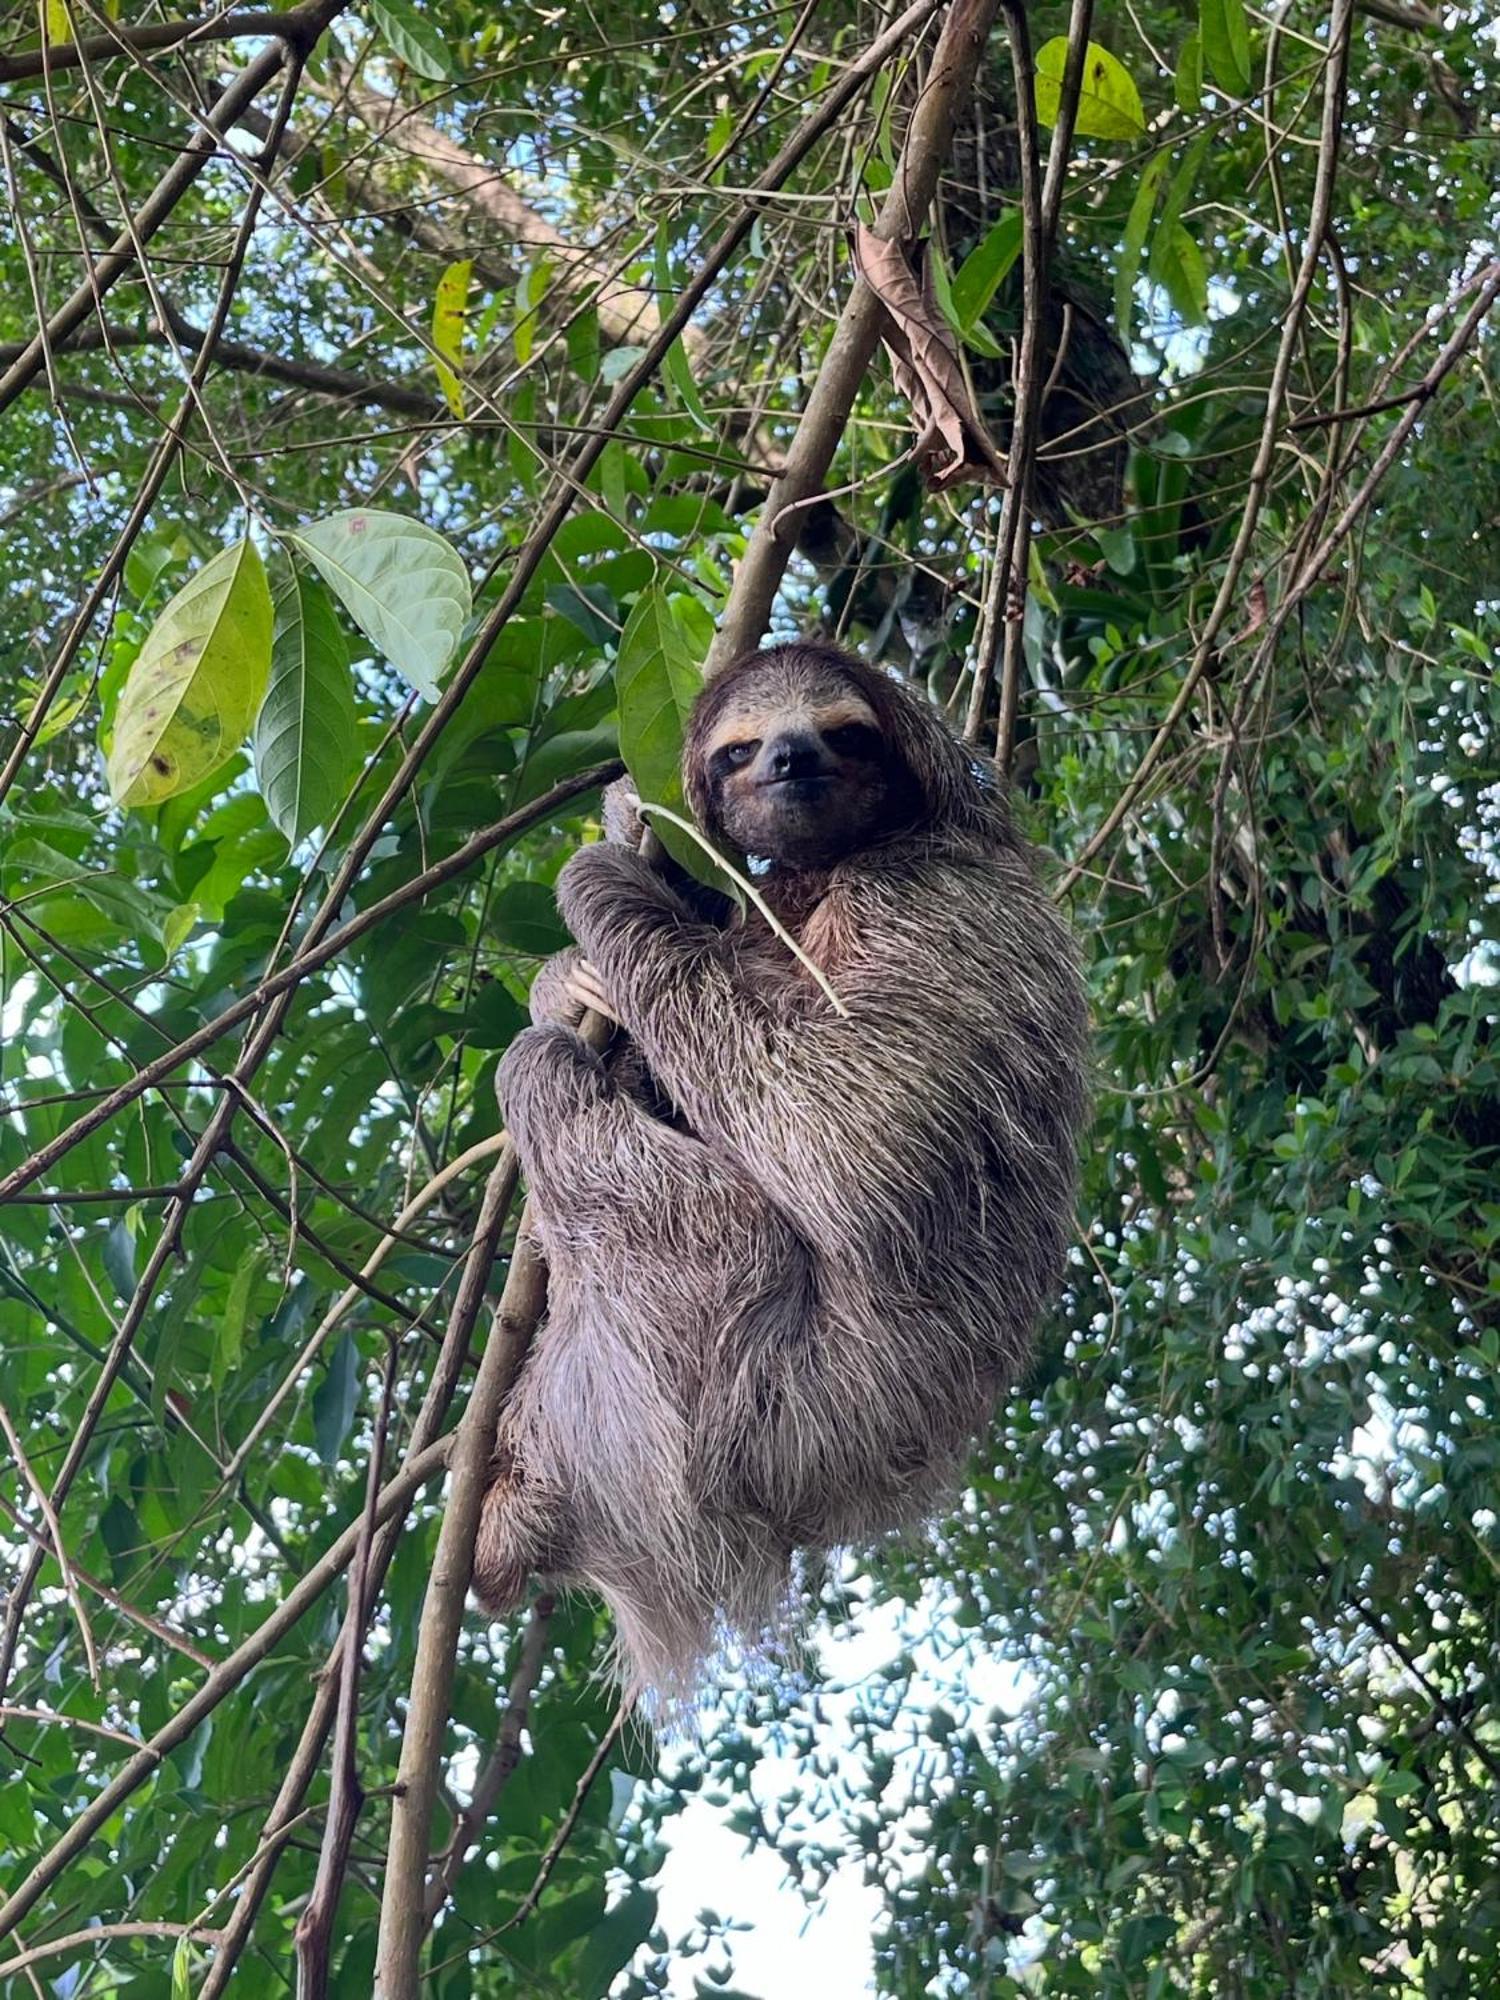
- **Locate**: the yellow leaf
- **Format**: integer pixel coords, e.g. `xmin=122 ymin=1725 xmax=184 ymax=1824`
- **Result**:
xmin=1034 ymin=37 xmax=1146 ymax=141
xmin=106 ymin=539 xmax=273 ymax=807
xmin=433 ymin=257 xmax=472 ymax=418
xmin=42 ymin=0 xmax=72 ymax=47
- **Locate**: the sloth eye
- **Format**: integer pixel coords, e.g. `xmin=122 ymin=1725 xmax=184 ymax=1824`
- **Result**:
xmin=822 ymin=722 xmax=881 ymax=759
xmin=722 ymin=740 xmax=759 ymax=769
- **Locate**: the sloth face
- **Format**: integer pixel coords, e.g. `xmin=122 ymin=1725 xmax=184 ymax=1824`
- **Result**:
xmin=700 ymin=679 xmax=908 ymax=867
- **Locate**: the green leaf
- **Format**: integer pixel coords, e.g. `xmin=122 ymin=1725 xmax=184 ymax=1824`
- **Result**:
xmin=284 ymin=510 xmax=471 ymax=702
xmin=1157 ymin=132 xmax=1210 ymax=243
xmin=614 ymin=586 xmax=708 ymax=876
xmin=1151 ymin=222 xmax=1209 ymax=323
xmin=313 ymin=1332 xmax=360 ymax=1467
xmin=253 ymin=559 xmax=359 ymax=845
xmin=162 ymin=902 xmax=201 ymax=957
xmin=492 ymin=879 xmax=570 ymax=956
xmin=1114 ymin=154 xmax=1168 ymax=344
xmin=1200 ymin=0 xmax=1251 ymax=96
xmin=1034 ymin=38 xmax=1145 ymax=141
xmin=950 ymin=212 xmax=1023 ymax=333
xmin=44 ymin=1 xmax=72 ymax=47
xmin=368 ymin=0 xmax=452 ymax=80
xmin=573 ymin=1886 xmax=658 ymax=1994
xmin=433 ymin=256 xmax=472 ymax=417
xmin=105 ymin=538 xmax=273 ymax=808
xmin=514 ymin=256 xmax=550 ymax=367
xmin=172 ymin=1933 xmax=192 ymax=2000
xmin=654 ymin=223 xmax=710 ymax=430
xmin=1175 ymin=31 xmax=1203 ymax=113
xmin=214 ymin=1247 xmax=267 ymax=1389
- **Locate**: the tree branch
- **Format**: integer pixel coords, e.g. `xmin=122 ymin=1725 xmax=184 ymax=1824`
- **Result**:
xmin=0 ymin=0 xmax=349 ymax=416
xmin=197 ymin=1144 xmax=526 ymax=1996
xmin=0 ymin=9 xmax=296 ymax=85
xmin=371 ymin=1047 xmax=607 ymax=1997
xmin=332 ymin=78 xmax=708 ymax=361
xmin=0 ymin=1438 xmax=452 ymax=1946
xmin=1056 ymin=0 xmax=1356 ymax=899
xmin=0 ymin=760 xmax=623 ymax=1206
xmin=422 ymin=1595 xmax=556 ymax=1926
xmin=703 ymin=0 xmax=1000 ymax=679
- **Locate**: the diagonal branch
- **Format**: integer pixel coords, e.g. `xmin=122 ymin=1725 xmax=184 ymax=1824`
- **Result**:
xmin=0 ymin=0 xmax=349 ymax=417
xmin=331 ymin=79 xmax=707 ymax=361
xmin=704 ymin=0 xmax=1001 ymax=679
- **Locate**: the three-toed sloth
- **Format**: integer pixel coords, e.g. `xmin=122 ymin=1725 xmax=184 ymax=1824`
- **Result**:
xmin=475 ymin=640 xmax=1088 ymax=1712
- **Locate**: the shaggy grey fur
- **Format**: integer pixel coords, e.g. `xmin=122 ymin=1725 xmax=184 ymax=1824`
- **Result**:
xmin=474 ymin=643 xmax=1089 ymax=1714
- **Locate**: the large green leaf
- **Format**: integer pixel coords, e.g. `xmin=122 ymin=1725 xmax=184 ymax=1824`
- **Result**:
xmin=253 ymin=559 xmax=360 ymax=845
xmin=614 ymin=585 xmax=709 ymax=877
xmin=950 ymin=212 xmax=1023 ymax=334
xmin=368 ymin=0 xmax=451 ymax=79
xmin=1151 ymin=221 xmax=1209 ymax=324
xmin=105 ymin=537 xmax=273 ymax=807
xmin=1200 ymin=0 xmax=1251 ymax=96
xmin=1034 ymin=37 xmax=1145 ymax=141
xmin=284 ymin=509 xmax=471 ymax=702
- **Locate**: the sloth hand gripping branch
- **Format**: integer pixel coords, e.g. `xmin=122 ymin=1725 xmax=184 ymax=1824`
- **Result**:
xmin=475 ymin=641 xmax=1089 ymax=1714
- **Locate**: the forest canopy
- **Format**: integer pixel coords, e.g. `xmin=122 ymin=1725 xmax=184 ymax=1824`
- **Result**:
xmin=0 ymin=0 xmax=1497 ymax=1994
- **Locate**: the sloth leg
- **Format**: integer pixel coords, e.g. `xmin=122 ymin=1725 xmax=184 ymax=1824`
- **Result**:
xmin=472 ymin=1433 xmax=570 ymax=1612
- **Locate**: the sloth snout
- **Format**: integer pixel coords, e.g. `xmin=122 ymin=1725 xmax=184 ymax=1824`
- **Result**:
xmin=762 ymin=730 xmax=828 ymax=781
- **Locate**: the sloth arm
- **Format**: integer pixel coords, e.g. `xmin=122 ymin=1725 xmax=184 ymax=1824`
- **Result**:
xmin=498 ymin=1021 xmax=712 ymax=1221
xmin=554 ymin=842 xmax=842 ymax=1140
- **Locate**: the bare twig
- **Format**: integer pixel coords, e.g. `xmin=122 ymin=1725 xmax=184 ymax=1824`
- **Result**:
xmin=0 ymin=1403 xmax=98 ymax=1689
xmin=0 ymin=10 xmax=300 ymax=85
xmin=0 ymin=1924 xmax=227 ymax=1983
xmin=506 ymin=1705 xmax=630 ymax=1928
xmin=964 ymin=0 xmax=1093 ymax=765
xmin=422 ymin=1595 xmax=557 ymax=1925
xmin=295 ymin=1338 xmax=400 ymax=1998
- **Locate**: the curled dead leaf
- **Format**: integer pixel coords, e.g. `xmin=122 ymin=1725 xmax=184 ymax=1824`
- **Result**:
xmin=852 ymin=223 xmax=1008 ymax=493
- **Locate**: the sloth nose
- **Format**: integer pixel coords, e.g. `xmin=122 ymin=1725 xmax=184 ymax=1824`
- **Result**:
xmin=764 ymin=731 xmax=826 ymax=780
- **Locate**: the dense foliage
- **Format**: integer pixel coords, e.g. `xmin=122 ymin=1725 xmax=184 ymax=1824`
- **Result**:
xmin=0 ymin=0 xmax=1496 ymax=1993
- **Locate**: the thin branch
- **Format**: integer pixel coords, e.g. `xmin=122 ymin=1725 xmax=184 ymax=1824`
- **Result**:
xmin=0 ymin=1490 xmax=216 ymax=1668
xmin=0 ymin=9 xmax=298 ymax=85
xmin=0 ymin=1405 xmax=99 ymax=1689
xmin=0 ymin=1924 xmax=227 ymax=1983
xmin=422 ymin=1595 xmax=556 ymax=1925
xmin=704 ymin=0 xmax=999 ymax=678
xmin=197 ymin=1144 xmax=525 ymax=1996
xmin=966 ymin=0 xmax=1093 ymax=766
xmin=1055 ymin=0 xmax=1355 ymax=898
xmin=370 ymin=1116 xmax=603 ymax=1995
xmin=506 ymin=1705 xmax=630 ymax=1928
xmin=0 ymin=760 xmax=621 ymax=1205
xmin=0 ymin=1438 xmax=452 ymax=1946
xmin=294 ymin=1338 xmax=399 ymax=1998
xmin=0 ymin=0 xmax=349 ymax=417
xmin=0 ymin=318 xmax=441 ymax=417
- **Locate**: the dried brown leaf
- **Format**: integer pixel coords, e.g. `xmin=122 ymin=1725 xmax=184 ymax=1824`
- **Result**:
xmin=852 ymin=223 xmax=1008 ymax=493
